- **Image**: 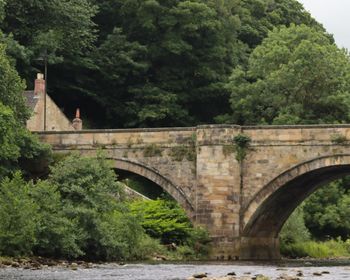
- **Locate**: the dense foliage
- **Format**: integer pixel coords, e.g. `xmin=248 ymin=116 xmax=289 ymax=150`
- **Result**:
xmin=0 ymin=173 xmax=38 ymax=256
xmin=0 ymin=154 xmax=209 ymax=260
xmin=0 ymin=42 xmax=50 ymax=178
xmin=0 ymin=155 xmax=137 ymax=259
xmin=280 ymin=178 xmax=350 ymax=258
xmin=224 ymin=24 xmax=350 ymax=125
xmin=304 ymin=179 xmax=350 ymax=240
xmin=130 ymin=199 xmax=210 ymax=258
xmin=0 ymin=0 xmax=324 ymax=128
xmin=280 ymin=207 xmax=310 ymax=246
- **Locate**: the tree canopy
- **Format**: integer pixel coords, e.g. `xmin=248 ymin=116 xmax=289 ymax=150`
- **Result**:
xmin=225 ymin=24 xmax=350 ymax=125
xmin=0 ymin=0 xmax=327 ymax=128
xmin=1 ymin=0 xmax=97 ymax=61
xmin=90 ymin=0 xmax=242 ymax=127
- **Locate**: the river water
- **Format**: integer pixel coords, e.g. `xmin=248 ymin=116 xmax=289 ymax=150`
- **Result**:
xmin=0 ymin=261 xmax=349 ymax=280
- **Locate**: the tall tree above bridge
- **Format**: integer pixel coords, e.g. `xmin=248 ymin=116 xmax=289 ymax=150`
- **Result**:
xmin=91 ymin=0 xmax=241 ymax=127
xmin=225 ymin=24 xmax=350 ymax=125
xmin=87 ymin=0 xmax=323 ymax=128
xmin=0 ymin=0 xmax=97 ymax=85
xmin=0 ymin=0 xmax=328 ymax=128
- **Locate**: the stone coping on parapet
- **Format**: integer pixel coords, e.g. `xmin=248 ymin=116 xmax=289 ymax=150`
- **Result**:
xmin=34 ymin=123 xmax=350 ymax=134
xmin=34 ymin=127 xmax=196 ymax=134
xmin=197 ymin=124 xmax=350 ymax=129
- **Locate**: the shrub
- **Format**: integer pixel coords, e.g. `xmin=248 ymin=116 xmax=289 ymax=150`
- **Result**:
xmin=170 ymin=145 xmax=196 ymax=162
xmin=95 ymin=210 xmax=145 ymax=261
xmin=130 ymin=198 xmax=211 ymax=259
xmin=0 ymin=173 xmax=38 ymax=256
xmin=49 ymin=153 xmax=125 ymax=208
xmin=186 ymin=227 xmax=211 ymax=258
xmin=131 ymin=234 xmax=167 ymax=260
xmin=280 ymin=207 xmax=310 ymax=245
xmin=130 ymin=199 xmax=192 ymax=245
xmin=31 ymin=180 xmax=83 ymax=259
xmin=47 ymin=153 xmax=143 ymax=261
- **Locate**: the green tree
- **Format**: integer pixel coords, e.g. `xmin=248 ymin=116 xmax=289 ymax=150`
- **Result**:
xmin=1 ymin=0 xmax=327 ymax=128
xmin=0 ymin=0 xmax=98 ymax=111
xmin=96 ymin=211 xmax=145 ymax=260
xmin=91 ymin=0 xmax=241 ymax=127
xmin=0 ymin=173 xmax=38 ymax=256
xmin=31 ymin=180 xmax=83 ymax=258
xmin=280 ymin=206 xmax=310 ymax=245
xmin=49 ymin=153 xmax=125 ymax=209
xmin=0 ymin=43 xmax=28 ymax=123
xmin=0 ymin=43 xmax=51 ymax=178
xmin=48 ymin=153 xmax=141 ymax=260
xmin=1 ymin=0 xmax=97 ymax=62
xmin=0 ymin=103 xmax=23 ymax=176
xmin=225 ymin=24 xmax=350 ymax=125
xmin=304 ymin=179 xmax=350 ymax=240
xmin=238 ymin=0 xmax=324 ymax=49
xmin=92 ymin=28 xmax=149 ymax=127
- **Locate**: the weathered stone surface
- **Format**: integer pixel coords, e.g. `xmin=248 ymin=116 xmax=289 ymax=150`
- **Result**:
xmin=38 ymin=124 xmax=350 ymax=260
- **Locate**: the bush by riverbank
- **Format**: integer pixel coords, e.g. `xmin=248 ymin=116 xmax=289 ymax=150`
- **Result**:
xmin=0 ymin=153 xmax=211 ymax=262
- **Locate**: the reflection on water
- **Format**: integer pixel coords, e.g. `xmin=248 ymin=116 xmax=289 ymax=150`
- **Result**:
xmin=0 ymin=260 xmax=349 ymax=280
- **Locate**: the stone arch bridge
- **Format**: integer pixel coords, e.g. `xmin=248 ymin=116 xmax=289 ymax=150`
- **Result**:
xmin=38 ymin=124 xmax=350 ymax=260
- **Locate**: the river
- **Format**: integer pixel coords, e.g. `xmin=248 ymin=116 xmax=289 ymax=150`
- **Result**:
xmin=0 ymin=260 xmax=349 ymax=280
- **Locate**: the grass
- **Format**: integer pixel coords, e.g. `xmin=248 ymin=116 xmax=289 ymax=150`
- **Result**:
xmin=281 ymin=239 xmax=350 ymax=259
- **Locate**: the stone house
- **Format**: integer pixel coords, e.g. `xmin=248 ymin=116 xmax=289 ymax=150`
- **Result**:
xmin=24 ymin=74 xmax=82 ymax=131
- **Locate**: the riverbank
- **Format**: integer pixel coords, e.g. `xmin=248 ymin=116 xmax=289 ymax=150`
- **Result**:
xmin=1 ymin=256 xmax=349 ymax=270
xmin=0 ymin=262 xmax=349 ymax=280
xmin=0 ymin=256 xmax=98 ymax=270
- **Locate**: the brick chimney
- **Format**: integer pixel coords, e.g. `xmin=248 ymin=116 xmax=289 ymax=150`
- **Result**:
xmin=72 ymin=108 xmax=83 ymax=130
xmin=34 ymin=73 xmax=45 ymax=97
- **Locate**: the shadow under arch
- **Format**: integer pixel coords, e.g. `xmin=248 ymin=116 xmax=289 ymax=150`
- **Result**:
xmin=240 ymin=154 xmax=350 ymax=260
xmin=112 ymin=158 xmax=194 ymax=217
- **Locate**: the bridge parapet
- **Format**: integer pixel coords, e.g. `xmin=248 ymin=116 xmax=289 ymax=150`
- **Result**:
xmin=38 ymin=127 xmax=196 ymax=148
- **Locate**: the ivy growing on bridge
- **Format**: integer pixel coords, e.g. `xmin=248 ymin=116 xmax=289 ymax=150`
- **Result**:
xmin=233 ymin=133 xmax=251 ymax=163
xmin=330 ymin=133 xmax=347 ymax=145
xmin=170 ymin=133 xmax=196 ymax=162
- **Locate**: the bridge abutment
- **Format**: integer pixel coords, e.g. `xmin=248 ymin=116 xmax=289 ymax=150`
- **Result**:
xmin=239 ymin=237 xmax=280 ymax=260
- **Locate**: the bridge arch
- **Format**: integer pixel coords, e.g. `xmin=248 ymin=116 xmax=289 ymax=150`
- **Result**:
xmin=112 ymin=158 xmax=194 ymax=216
xmin=240 ymin=154 xmax=350 ymax=260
